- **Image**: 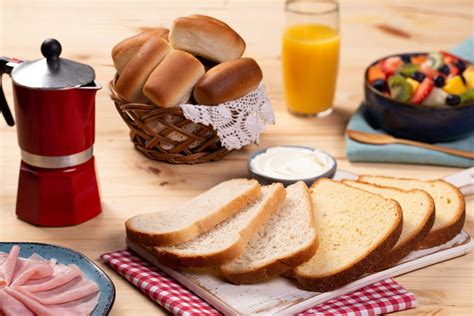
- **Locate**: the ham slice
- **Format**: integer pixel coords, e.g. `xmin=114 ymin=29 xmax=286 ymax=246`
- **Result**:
xmin=0 ymin=245 xmax=100 ymax=315
xmin=0 ymin=290 xmax=34 ymax=316
xmin=0 ymin=246 xmax=19 ymax=287
xmin=20 ymin=265 xmax=82 ymax=293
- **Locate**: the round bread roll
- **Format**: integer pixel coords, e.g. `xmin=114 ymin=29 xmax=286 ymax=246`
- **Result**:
xmin=169 ymin=15 xmax=245 ymax=63
xmin=193 ymin=58 xmax=263 ymax=105
xmin=143 ymin=50 xmax=205 ymax=108
xmin=112 ymin=28 xmax=169 ymax=74
xmin=115 ymin=36 xmax=171 ymax=103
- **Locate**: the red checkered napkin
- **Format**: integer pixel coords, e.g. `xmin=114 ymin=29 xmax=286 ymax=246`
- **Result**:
xmin=100 ymin=250 xmax=416 ymax=316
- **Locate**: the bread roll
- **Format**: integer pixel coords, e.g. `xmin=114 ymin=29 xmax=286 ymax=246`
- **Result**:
xmin=193 ymin=58 xmax=263 ymax=105
xmin=143 ymin=50 xmax=205 ymax=108
xmin=169 ymin=15 xmax=245 ymax=63
xmin=115 ymin=37 xmax=171 ymax=103
xmin=112 ymin=28 xmax=169 ymax=73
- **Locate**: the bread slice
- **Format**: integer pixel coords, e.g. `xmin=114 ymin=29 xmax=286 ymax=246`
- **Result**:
xmin=150 ymin=183 xmax=286 ymax=268
xmin=294 ymin=179 xmax=402 ymax=292
xmin=126 ymin=179 xmax=261 ymax=247
xmin=342 ymin=180 xmax=435 ymax=269
xmin=220 ymin=181 xmax=318 ymax=284
xmin=359 ymin=175 xmax=465 ymax=249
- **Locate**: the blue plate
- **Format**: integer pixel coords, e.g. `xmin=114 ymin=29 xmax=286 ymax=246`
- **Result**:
xmin=0 ymin=242 xmax=115 ymax=315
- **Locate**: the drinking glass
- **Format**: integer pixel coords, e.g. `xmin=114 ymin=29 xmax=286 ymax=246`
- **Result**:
xmin=282 ymin=0 xmax=340 ymax=117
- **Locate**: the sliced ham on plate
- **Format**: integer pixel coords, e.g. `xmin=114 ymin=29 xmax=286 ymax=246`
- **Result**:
xmin=0 ymin=245 xmax=99 ymax=315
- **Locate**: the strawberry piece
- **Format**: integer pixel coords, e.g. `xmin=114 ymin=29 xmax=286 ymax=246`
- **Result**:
xmin=411 ymin=55 xmax=427 ymax=65
xmin=382 ymin=57 xmax=402 ymax=76
xmin=410 ymin=77 xmax=434 ymax=104
xmin=448 ymin=64 xmax=459 ymax=76
xmin=368 ymin=63 xmax=385 ymax=83
xmin=440 ymin=51 xmax=469 ymax=65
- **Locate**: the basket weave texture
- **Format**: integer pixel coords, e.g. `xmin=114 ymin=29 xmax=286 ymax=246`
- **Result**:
xmin=109 ymin=78 xmax=228 ymax=164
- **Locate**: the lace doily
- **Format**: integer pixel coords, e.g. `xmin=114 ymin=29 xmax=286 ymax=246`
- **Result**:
xmin=180 ymin=83 xmax=275 ymax=150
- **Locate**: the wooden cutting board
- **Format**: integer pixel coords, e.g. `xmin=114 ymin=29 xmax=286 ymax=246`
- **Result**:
xmin=127 ymin=168 xmax=474 ymax=315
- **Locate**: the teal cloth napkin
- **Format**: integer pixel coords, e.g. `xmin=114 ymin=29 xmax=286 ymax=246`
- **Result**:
xmin=346 ymin=36 xmax=474 ymax=168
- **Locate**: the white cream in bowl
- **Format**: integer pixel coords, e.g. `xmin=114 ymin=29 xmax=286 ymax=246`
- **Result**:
xmin=250 ymin=146 xmax=335 ymax=180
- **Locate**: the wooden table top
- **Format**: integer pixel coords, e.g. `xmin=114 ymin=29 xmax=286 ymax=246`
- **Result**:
xmin=0 ymin=0 xmax=472 ymax=314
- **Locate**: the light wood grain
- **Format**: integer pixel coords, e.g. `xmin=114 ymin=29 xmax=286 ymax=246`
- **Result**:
xmin=0 ymin=0 xmax=472 ymax=314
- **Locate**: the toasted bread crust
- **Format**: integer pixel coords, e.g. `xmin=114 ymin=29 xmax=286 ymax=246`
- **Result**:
xmin=358 ymin=176 xmax=466 ymax=249
xmin=295 ymin=215 xmax=403 ymax=292
xmin=150 ymin=185 xmax=286 ymax=268
xmin=125 ymin=182 xmax=261 ymax=247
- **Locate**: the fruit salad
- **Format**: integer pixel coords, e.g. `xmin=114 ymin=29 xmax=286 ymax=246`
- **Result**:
xmin=367 ymin=52 xmax=474 ymax=107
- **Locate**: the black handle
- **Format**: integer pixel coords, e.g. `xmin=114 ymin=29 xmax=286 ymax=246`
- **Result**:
xmin=41 ymin=38 xmax=62 ymax=71
xmin=0 ymin=57 xmax=15 ymax=126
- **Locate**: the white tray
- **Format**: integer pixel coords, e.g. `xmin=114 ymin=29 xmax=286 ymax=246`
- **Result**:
xmin=127 ymin=168 xmax=474 ymax=315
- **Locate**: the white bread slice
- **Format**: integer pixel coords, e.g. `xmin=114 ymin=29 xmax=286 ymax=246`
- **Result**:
xmin=342 ymin=180 xmax=435 ymax=269
xmin=220 ymin=181 xmax=318 ymax=284
xmin=126 ymin=179 xmax=261 ymax=247
xmin=359 ymin=175 xmax=465 ymax=249
xmin=150 ymin=183 xmax=286 ymax=268
xmin=294 ymin=179 xmax=402 ymax=292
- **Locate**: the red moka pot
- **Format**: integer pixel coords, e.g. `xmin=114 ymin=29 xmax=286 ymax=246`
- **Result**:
xmin=0 ymin=38 xmax=102 ymax=226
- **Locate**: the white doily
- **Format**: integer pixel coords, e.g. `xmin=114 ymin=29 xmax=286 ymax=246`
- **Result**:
xmin=180 ymin=83 xmax=275 ymax=150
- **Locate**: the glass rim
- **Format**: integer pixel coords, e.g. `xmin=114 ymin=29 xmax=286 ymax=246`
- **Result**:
xmin=285 ymin=0 xmax=339 ymax=16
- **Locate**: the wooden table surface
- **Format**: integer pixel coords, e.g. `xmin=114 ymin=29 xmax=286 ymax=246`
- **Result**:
xmin=1 ymin=0 xmax=472 ymax=314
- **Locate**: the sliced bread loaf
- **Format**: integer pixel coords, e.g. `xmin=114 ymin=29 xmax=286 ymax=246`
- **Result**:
xmin=342 ymin=180 xmax=435 ymax=269
xmin=126 ymin=179 xmax=261 ymax=246
xmin=359 ymin=175 xmax=465 ymax=249
xmin=150 ymin=183 xmax=286 ymax=268
xmin=220 ymin=181 xmax=318 ymax=284
xmin=294 ymin=179 xmax=402 ymax=292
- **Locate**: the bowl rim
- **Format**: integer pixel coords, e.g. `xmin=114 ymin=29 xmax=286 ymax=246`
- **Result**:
xmin=364 ymin=51 xmax=474 ymax=110
xmin=247 ymin=145 xmax=337 ymax=183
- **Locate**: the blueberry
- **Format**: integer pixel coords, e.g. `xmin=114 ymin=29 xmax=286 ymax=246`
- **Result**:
xmin=434 ymin=75 xmax=445 ymax=87
xmin=371 ymin=79 xmax=387 ymax=91
xmin=412 ymin=71 xmax=426 ymax=82
xmin=401 ymin=55 xmax=411 ymax=63
xmin=446 ymin=94 xmax=461 ymax=106
xmin=438 ymin=64 xmax=450 ymax=75
xmin=455 ymin=60 xmax=466 ymax=73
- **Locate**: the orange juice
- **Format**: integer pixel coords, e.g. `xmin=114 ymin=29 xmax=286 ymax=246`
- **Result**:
xmin=282 ymin=24 xmax=340 ymax=116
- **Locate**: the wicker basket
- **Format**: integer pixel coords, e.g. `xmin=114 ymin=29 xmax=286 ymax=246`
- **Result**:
xmin=109 ymin=78 xmax=228 ymax=164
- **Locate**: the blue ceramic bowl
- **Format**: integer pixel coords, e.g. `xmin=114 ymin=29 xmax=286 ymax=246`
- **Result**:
xmin=247 ymin=146 xmax=337 ymax=187
xmin=364 ymin=52 xmax=474 ymax=143
xmin=0 ymin=242 xmax=115 ymax=315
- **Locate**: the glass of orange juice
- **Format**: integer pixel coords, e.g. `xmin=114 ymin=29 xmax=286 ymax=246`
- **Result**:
xmin=282 ymin=0 xmax=340 ymax=117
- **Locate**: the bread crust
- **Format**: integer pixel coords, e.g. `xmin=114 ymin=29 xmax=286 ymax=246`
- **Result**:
xmin=112 ymin=28 xmax=169 ymax=74
xmin=150 ymin=184 xmax=286 ymax=268
xmin=341 ymin=180 xmax=436 ymax=270
xmin=373 ymin=198 xmax=435 ymax=270
xmin=294 ymin=179 xmax=403 ymax=292
xmin=220 ymin=182 xmax=319 ymax=284
xmin=143 ymin=50 xmax=205 ymax=107
xmin=193 ymin=58 xmax=263 ymax=105
xmin=296 ymin=215 xmax=402 ymax=292
xmin=221 ymin=237 xmax=319 ymax=285
xmin=125 ymin=181 xmax=261 ymax=247
xmin=358 ymin=175 xmax=466 ymax=249
xmin=115 ymin=36 xmax=171 ymax=102
xmin=170 ymin=15 xmax=245 ymax=62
